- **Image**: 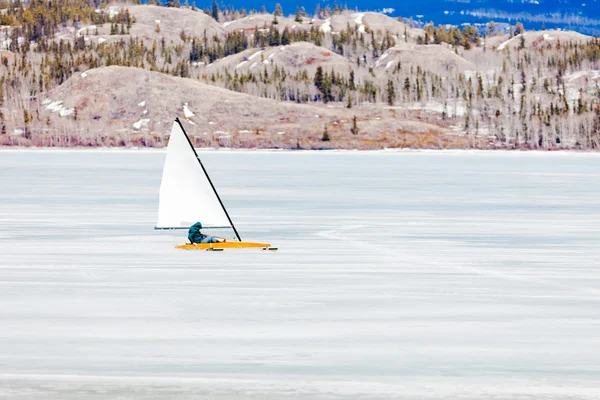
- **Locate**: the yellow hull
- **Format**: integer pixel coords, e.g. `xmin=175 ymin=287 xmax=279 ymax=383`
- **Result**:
xmin=176 ymin=241 xmax=274 ymax=250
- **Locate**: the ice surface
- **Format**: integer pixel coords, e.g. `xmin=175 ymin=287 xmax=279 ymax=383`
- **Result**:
xmin=1 ymin=150 xmax=600 ymax=399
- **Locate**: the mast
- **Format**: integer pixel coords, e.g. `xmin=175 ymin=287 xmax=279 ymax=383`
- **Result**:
xmin=174 ymin=118 xmax=242 ymax=242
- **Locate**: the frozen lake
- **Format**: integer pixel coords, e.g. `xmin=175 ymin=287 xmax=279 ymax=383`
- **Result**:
xmin=1 ymin=149 xmax=600 ymax=399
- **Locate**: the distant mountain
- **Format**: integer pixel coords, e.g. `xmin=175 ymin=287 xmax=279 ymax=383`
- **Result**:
xmin=195 ymin=0 xmax=600 ymax=34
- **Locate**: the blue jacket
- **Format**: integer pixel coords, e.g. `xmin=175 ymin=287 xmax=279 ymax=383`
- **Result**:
xmin=188 ymin=222 xmax=205 ymax=244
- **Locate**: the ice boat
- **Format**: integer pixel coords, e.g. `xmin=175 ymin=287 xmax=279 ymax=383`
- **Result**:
xmin=155 ymin=118 xmax=276 ymax=251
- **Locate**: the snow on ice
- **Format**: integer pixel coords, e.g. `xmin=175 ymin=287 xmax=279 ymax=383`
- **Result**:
xmin=1 ymin=151 xmax=599 ymax=399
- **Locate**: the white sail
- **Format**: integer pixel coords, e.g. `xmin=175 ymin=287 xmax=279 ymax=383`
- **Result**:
xmin=156 ymin=121 xmax=232 ymax=229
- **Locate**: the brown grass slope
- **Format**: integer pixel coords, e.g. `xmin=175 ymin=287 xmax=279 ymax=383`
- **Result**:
xmin=223 ymin=13 xmax=309 ymax=33
xmin=31 ymin=66 xmax=462 ymax=149
xmin=202 ymin=41 xmax=354 ymax=75
xmin=373 ymin=42 xmax=475 ymax=75
xmin=127 ymin=5 xmax=225 ymax=39
xmin=79 ymin=4 xmax=225 ymax=45
xmin=488 ymin=30 xmax=591 ymax=51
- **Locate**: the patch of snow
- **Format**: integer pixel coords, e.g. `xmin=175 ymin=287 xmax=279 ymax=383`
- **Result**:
xmin=46 ymin=101 xmax=64 ymax=113
xmin=543 ymin=33 xmax=555 ymax=42
xmin=320 ymin=19 xmax=331 ymax=33
xmin=208 ymin=121 xmax=216 ymax=125
xmin=268 ymin=53 xmax=275 ymax=60
xmin=155 ymin=19 xmax=161 ymax=24
xmin=138 ymin=101 xmax=146 ymax=107
xmin=292 ymin=25 xmax=296 ymax=29
xmin=97 ymin=38 xmax=106 ymax=44
xmin=277 ymin=131 xmax=286 ymax=135
xmin=353 ymin=13 xmax=365 ymax=33
xmin=59 ymin=108 xmax=74 ymax=117
xmin=315 ymin=114 xmax=320 ymax=118
xmin=11 ymin=129 xmax=23 ymax=136
xmin=375 ymin=52 xmax=389 ymax=67
xmin=280 ymin=46 xmax=286 ymax=51
xmin=263 ymin=60 xmax=270 ymax=64
xmin=42 ymin=99 xmax=51 ymax=105
xmin=565 ymin=70 xmax=600 ymax=82
xmin=183 ymin=103 xmax=195 ymax=118
xmin=250 ymin=62 xmax=258 ymax=69
xmin=222 ymin=21 xmax=234 ymax=27
xmin=497 ymin=35 xmax=519 ymax=51
xmin=248 ymin=50 xmax=262 ymax=60
xmin=188 ymin=120 xmax=195 ymax=125
xmin=107 ymin=6 xmax=119 ymax=19
xmin=235 ymin=60 xmax=247 ymax=69
xmin=238 ymin=130 xmax=252 ymax=133
xmin=385 ymin=60 xmax=395 ymax=70
xmin=81 ymin=72 xmax=88 ymax=78
xmin=132 ymin=118 xmax=150 ymax=130
xmin=142 ymin=110 xmax=148 ymax=115
xmin=77 ymin=25 xmax=96 ymax=37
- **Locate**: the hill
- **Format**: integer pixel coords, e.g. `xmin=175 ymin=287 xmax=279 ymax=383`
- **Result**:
xmin=202 ymin=41 xmax=354 ymax=75
xmin=372 ymin=43 xmax=474 ymax=75
xmin=0 ymin=2 xmax=599 ymax=150
xmin=24 ymin=66 xmax=461 ymax=149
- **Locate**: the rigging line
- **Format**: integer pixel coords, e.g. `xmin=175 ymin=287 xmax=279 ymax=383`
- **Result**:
xmin=174 ymin=118 xmax=242 ymax=242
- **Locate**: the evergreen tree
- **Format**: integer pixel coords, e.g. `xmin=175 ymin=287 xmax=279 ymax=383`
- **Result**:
xmin=274 ymin=3 xmax=283 ymax=16
xmin=314 ymin=66 xmax=324 ymax=92
xmin=351 ymin=115 xmax=358 ymax=135
xmin=321 ymin=124 xmax=330 ymax=141
xmin=386 ymin=79 xmax=396 ymax=106
xmin=349 ymin=70 xmax=355 ymax=91
xmin=515 ymin=22 xmax=525 ymax=36
xmin=211 ymin=0 xmax=219 ymax=21
xmin=294 ymin=7 xmax=302 ymax=22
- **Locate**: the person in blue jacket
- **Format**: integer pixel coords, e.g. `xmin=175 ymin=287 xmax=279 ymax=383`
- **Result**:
xmin=188 ymin=222 xmax=225 ymax=244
